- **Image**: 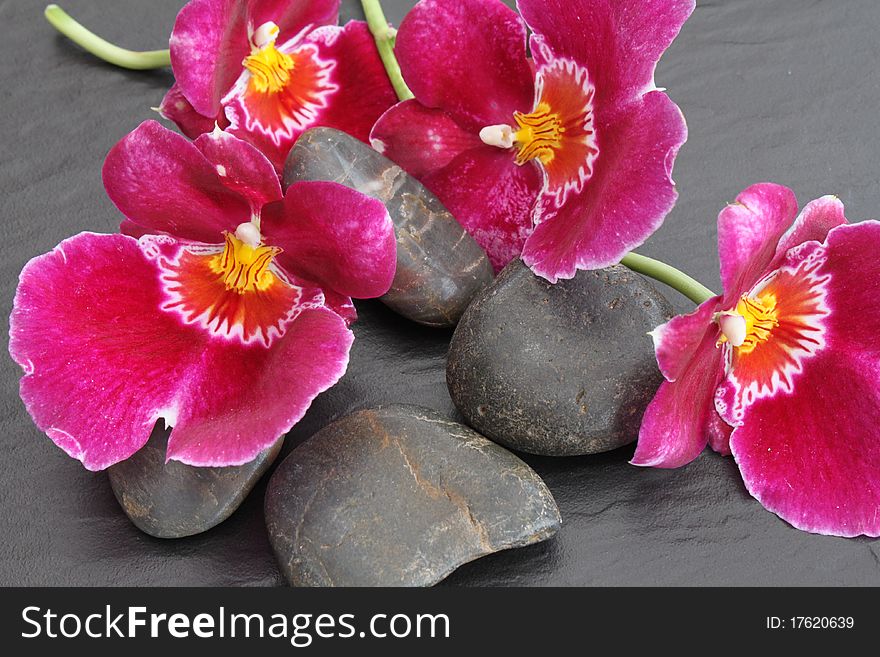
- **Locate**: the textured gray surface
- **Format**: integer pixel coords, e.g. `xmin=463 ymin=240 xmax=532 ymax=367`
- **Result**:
xmin=447 ymin=261 xmax=672 ymax=456
xmin=265 ymin=405 xmax=560 ymax=586
xmin=2 ymin=0 xmax=880 ymax=585
xmin=285 ymin=128 xmax=494 ymax=327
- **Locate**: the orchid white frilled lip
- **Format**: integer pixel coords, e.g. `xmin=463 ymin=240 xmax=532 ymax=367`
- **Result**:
xmin=8 ymin=121 xmax=396 ymax=470
xmin=160 ymin=0 xmax=397 ymax=170
xmin=633 ymin=183 xmax=880 ymax=537
xmin=370 ymin=0 xmax=693 ymax=280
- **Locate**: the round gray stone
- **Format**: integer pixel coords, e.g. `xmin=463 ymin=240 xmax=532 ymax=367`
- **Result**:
xmin=447 ymin=259 xmax=674 ymax=456
xmin=108 ymin=425 xmax=283 ymax=539
xmin=264 ymin=404 xmax=561 ymax=586
xmin=284 ymin=127 xmax=494 ymax=327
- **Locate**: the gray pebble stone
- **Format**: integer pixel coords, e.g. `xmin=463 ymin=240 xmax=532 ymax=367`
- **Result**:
xmin=265 ymin=404 xmax=560 ymax=586
xmin=108 ymin=425 xmax=283 ymax=538
xmin=447 ymin=259 xmax=673 ymax=456
xmin=284 ymin=127 xmax=494 ymax=327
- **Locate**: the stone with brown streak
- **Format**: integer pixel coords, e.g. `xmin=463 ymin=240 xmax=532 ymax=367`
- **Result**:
xmin=108 ymin=424 xmax=283 ymax=539
xmin=447 ymin=259 xmax=674 ymax=456
xmin=283 ymin=128 xmax=494 ymax=327
xmin=264 ymin=405 xmax=560 ymax=586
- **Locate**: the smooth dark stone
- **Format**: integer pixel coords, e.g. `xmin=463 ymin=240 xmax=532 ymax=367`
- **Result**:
xmin=283 ymin=127 xmax=494 ymax=327
xmin=447 ymin=260 xmax=673 ymax=456
xmin=108 ymin=425 xmax=284 ymax=539
xmin=265 ymin=405 xmax=561 ymax=586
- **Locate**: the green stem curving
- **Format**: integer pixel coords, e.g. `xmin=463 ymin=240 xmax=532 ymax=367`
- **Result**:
xmin=361 ymin=0 xmax=414 ymax=101
xmin=44 ymin=4 xmax=170 ymax=70
xmin=620 ymin=252 xmax=716 ymax=305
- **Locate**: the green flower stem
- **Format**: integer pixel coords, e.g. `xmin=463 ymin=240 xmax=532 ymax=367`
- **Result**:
xmin=620 ymin=252 xmax=715 ymax=305
xmin=361 ymin=0 xmax=414 ymax=101
xmin=44 ymin=4 xmax=170 ymax=70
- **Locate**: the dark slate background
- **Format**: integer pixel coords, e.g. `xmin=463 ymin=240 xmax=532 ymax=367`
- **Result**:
xmin=2 ymin=0 xmax=879 ymax=586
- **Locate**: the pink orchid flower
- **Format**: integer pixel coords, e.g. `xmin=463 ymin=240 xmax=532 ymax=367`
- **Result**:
xmin=159 ymin=0 xmax=397 ymax=170
xmin=370 ymin=0 xmax=693 ymax=280
xmin=632 ymin=183 xmax=880 ymax=537
xmin=9 ymin=121 xmax=396 ymax=471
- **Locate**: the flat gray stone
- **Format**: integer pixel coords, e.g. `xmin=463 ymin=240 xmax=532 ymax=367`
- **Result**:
xmin=447 ymin=260 xmax=673 ymax=456
xmin=108 ymin=425 xmax=283 ymax=539
xmin=284 ymin=127 xmax=494 ymax=327
xmin=264 ymin=405 xmax=560 ymax=586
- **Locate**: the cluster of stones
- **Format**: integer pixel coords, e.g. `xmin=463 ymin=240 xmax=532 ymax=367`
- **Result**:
xmin=109 ymin=128 xmax=672 ymax=586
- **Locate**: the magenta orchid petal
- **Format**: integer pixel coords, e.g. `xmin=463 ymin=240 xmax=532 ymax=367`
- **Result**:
xmin=193 ymin=127 xmax=283 ymax=209
xmin=296 ymin=23 xmax=401 ymax=144
xmin=522 ymin=90 xmax=687 ymax=281
xmin=723 ymin=221 xmax=880 ymax=536
xmin=790 ymin=222 xmax=880 ymax=371
xmin=321 ymin=289 xmax=358 ymax=326
xmin=166 ymin=305 xmax=352 ymax=466
xmin=651 ymin=296 xmax=721 ymax=382
xmin=631 ymin=332 xmax=725 ymax=469
xmin=706 ymin=411 xmax=733 ymax=456
xmin=771 ymin=194 xmax=847 ymax=265
xmin=717 ymin=182 xmax=799 ymax=298
xmin=517 ymin=0 xmax=695 ymax=107
xmin=261 ymin=181 xmax=397 ymax=299
xmin=423 ymin=146 xmax=544 ymax=272
xmin=9 ymin=231 xmax=355 ymax=470
xmin=395 ymin=0 xmax=534 ymax=129
xmin=370 ymin=101 xmax=483 ymax=178
xmin=729 ymin=351 xmax=880 ymax=537
xmin=158 ymin=83 xmax=228 ymax=139
xmin=223 ymin=21 xmax=397 ymax=171
xmin=10 ymin=233 xmax=192 ymax=470
xmin=170 ymin=0 xmax=251 ymax=118
xmin=247 ymin=0 xmax=340 ymax=37
xmin=103 ymin=120 xmax=250 ymax=242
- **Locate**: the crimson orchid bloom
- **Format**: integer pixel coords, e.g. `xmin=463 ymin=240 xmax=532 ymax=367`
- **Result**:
xmin=9 ymin=121 xmax=396 ymax=470
xmin=633 ymin=183 xmax=880 ymax=537
xmin=370 ymin=0 xmax=692 ymax=279
xmin=159 ymin=0 xmax=397 ymax=170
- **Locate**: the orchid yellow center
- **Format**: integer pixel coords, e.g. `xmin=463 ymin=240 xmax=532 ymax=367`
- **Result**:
xmin=243 ymin=22 xmax=294 ymax=94
xmin=512 ymin=103 xmax=565 ymax=165
xmin=477 ymin=58 xmax=598 ymax=201
xmin=210 ymin=225 xmax=281 ymax=294
xmin=478 ymin=103 xmax=565 ymax=166
xmin=718 ymin=293 xmax=780 ymax=354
